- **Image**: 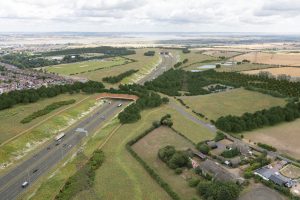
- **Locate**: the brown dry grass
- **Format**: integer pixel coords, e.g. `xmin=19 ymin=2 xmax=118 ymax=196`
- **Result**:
xmin=242 ymin=67 xmax=300 ymax=77
xmin=234 ymin=52 xmax=300 ymax=66
xmin=280 ymin=164 xmax=300 ymax=179
xmin=244 ymin=119 xmax=300 ymax=159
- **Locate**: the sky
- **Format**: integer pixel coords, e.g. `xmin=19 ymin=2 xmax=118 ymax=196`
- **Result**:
xmin=0 ymin=0 xmax=299 ymax=33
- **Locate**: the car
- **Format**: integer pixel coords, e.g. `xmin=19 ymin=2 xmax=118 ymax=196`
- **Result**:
xmin=47 ymin=147 xmax=51 ymax=150
xmin=117 ymin=103 xmax=122 ymax=107
xmin=32 ymin=169 xmax=38 ymax=173
xmin=21 ymin=181 xmax=29 ymax=188
xmin=100 ymin=116 xmax=105 ymax=119
xmin=63 ymin=143 xmax=67 ymax=147
xmin=55 ymin=141 xmax=60 ymax=146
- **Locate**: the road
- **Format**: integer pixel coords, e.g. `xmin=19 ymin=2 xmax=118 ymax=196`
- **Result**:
xmin=0 ymin=51 xmax=176 ymax=200
xmin=138 ymin=52 xmax=178 ymax=85
xmin=0 ymin=99 xmax=129 ymax=200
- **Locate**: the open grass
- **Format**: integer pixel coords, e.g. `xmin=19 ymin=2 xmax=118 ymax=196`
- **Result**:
xmin=179 ymin=50 xmax=218 ymax=70
xmin=22 ymin=118 xmax=120 ymax=200
xmin=42 ymin=57 xmax=128 ymax=75
xmin=0 ymin=93 xmax=88 ymax=145
xmin=179 ymin=88 xmax=286 ymax=121
xmin=91 ymin=104 xmax=212 ymax=200
xmin=244 ymin=118 xmax=300 ymax=160
xmin=280 ymin=164 xmax=300 ymax=179
xmin=216 ymin=63 xmax=277 ymax=72
xmin=132 ymin=126 xmax=201 ymax=200
xmin=77 ymin=48 xmax=160 ymax=86
xmin=0 ymin=94 xmax=100 ymax=166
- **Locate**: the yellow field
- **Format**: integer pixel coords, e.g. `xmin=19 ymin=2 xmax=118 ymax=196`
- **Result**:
xmin=179 ymin=88 xmax=286 ymax=120
xmin=234 ymin=52 xmax=300 ymax=66
xmin=244 ymin=119 xmax=300 ymax=160
xmin=242 ymin=67 xmax=300 ymax=78
xmin=203 ymin=50 xmax=242 ymax=58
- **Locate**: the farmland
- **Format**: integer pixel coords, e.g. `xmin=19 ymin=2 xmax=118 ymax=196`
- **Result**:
xmin=215 ymin=63 xmax=276 ymax=72
xmin=244 ymin=118 xmax=300 ymax=159
xmin=280 ymin=164 xmax=300 ymax=179
xmin=179 ymin=50 xmax=218 ymax=70
xmin=242 ymin=67 xmax=300 ymax=78
xmin=77 ymin=48 xmax=160 ymax=85
xmin=179 ymin=88 xmax=286 ymax=121
xmin=132 ymin=126 xmax=201 ymax=200
xmin=42 ymin=57 xmax=128 ymax=75
xmin=88 ymin=104 xmax=213 ymax=200
xmin=202 ymin=50 xmax=242 ymax=58
xmin=234 ymin=52 xmax=300 ymax=66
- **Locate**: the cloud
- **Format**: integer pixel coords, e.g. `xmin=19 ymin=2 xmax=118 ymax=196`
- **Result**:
xmin=0 ymin=0 xmax=299 ymax=32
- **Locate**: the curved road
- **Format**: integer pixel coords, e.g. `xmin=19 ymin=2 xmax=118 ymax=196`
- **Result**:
xmin=0 ymin=52 xmax=177 ymax=200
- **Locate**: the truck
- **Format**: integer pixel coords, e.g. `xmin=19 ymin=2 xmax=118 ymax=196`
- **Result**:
xmin=55 ymin=133 xmax=65 ymax=141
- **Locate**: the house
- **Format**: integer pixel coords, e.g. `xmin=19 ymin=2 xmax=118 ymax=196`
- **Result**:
xmin=198 ymin=159 xmax=244 ymax=184
xmin=269 ymin=173 xmax=290 ymax=187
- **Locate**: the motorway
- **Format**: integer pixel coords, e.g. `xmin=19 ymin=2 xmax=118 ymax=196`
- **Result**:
xmin=0 ymin=100 xmax=129 ymax=200
xmin=0 ymin=52 xmax=176 ymax=200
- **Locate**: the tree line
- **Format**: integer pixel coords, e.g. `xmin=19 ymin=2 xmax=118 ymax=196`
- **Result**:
xmin=21 ymin=99 xmax=76 ymax=124
xmin=144 ymin=51 xmax=155 ymax=56
xmin=215 ymin=102 xmax=300 ymax=133
xmin=0 ymin=81 xmax=104 ymax=110
xmin=102 ymin=69 xmax=139 ymax=84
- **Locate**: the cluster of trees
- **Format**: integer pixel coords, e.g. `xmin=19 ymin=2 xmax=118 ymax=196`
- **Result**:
xmin=257 ymin=143 xmax=277 ymax=152
xmin=102 ymin=69 xmax=139 ymax=84
xmin=0 ymin=81 xmax=104 ymax=110
xmin=55 ymin=150 xmax=105 ymax=200
xmin=144 ymin=51 xmax=155 ymax=56
xmin=221 ymin=148 xmax=240 ymax=158
xmin=43 ymin=46 xmax=135 ymax=57
xmin=160 ymin=114 xmax=173 ymax=127
xmin=117 ymin=84 xmax=169 ymax=124
xmin=215 ymin=102 xmax=300 ymax=133
xmin=21 ymin=99 xmax=76 ymax=124
xmin=158 ymin=145 xmax=191 ymax=170
xmin=197 ymin=181 xmax=240 ymax=200
xmin=244 ymin=153 xmax=270 ymax=179
xmin=174 ymin=62 xmax=183 ymax=68
xmin=182 ymin=48 xmax=191 ymax=53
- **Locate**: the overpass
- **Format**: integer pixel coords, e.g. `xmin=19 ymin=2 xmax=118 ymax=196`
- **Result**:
xmin=96 ymin=93 xmax=139 ymax=101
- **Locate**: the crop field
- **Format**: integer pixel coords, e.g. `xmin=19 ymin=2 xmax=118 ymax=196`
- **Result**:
xmin=0 ymin=94 xmax=99 ymax=165
xmin=42 ymin=57 xmax=128 ymax=75
xmin=77 ymin=48 xmax=160 ymax=85
xmin=239 ymin=184 xmax=284 ymax=200
xmin=215 ymin=63 xmax=276 ymax=72
xmin=242 ymin=67 xmax=300 ymax=78
xmin=179 ymin=88 xmax=286 ymax=120
xmin=280 ymin=164 xmax=300 ymax=179
xmin=202 ymin=50 xmax=242 ymax=58
xmin=234 ymin=52 xmax=300 ymax=66
xmin=89 ymin=104 xmax=213 ymax=200
xmin=244 ymin=119 xmax=300 ymax=160
xmin=180 ymin=50 xmax=218 ymax=70
xmin=132 ymin=126 xmax=201 ymax=200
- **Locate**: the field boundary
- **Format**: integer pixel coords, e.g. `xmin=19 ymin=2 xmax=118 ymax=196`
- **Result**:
xmin=126 ymin=124 xmax=181 ymax=200
xmin=0 ymin=95 xmax=91 ymax=147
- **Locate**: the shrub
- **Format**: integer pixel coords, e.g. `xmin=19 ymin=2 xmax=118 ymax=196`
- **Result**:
xmin=257 ymin=143 xmax=277 ymax=152
xmin=188 ymin=178 xmax=200 ymax=187
xmin=175 ymin=168 xmax=183 ymax=174
xmin=221 ymin=148 xmax=240 ymax=158
xmin=196 ymin=143 xmax=210 ymax=155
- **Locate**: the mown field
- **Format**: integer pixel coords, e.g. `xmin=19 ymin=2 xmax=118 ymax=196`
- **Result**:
xmin=202 ymin=50 xmax=242 ymax=58
xmin=77 ymin=48 xmax=160 ymax=86
xmin=179 ymin=88 xmax=286 ymax=121
xmin=215 ymin=63 xmax=276 ymax=72
xmin=244 ymin=118 xmax=300 ymax=160
xmin=42 ymin=57 xmax=128 ymax=75
xmin=89 ymin=104 xmax=213 ymax=200
xmin=0 ymin=93 xmax=99 ymax=166
xmin=132 ymin=126 xmax=201 ymax=200
xmin=234 ymin=52 xmax=300 ymax=66
xmin=179 ymin=50 xmax=218 ymax=70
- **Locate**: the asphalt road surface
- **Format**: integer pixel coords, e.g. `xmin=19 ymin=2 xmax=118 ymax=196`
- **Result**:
xmin=0 ymin=51 xmax=176 ymax=200
xmin=0 ymin=99 xmax=129 ymax=200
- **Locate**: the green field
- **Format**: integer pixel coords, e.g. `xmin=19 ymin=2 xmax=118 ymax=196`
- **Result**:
xmin=132 ymin=126 xmax=201 ymax=200
xmin=179 ymin=50 xmax=218 ymax=70
xmin=179 ymin=88 xmax=286 ymax=120
xmin=43 ymin=57 xmax=128 ymax=75
xmin=0 ymin=94 xmax=99 ymax=165
xmin=215 ymin=63 xmax=277 ymax=72
xmin=77 ymin=48 xmax=160 ymax=85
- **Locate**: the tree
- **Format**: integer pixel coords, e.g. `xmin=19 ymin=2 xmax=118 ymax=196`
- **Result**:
xmin=216 ymin=64 xmax=221 ymax=68
xmin=197 ymin=143 xmax=210 ymax=155
xmin=158 ymin=145 xmax=176 ymax=162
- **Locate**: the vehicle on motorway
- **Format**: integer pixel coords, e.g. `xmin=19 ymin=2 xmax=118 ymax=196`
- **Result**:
xmin=21 ymin=181 xmax=29 ymax=188
xmin=117 ymin=103 xmax=122 ymax=107
xmin=55 ymin=133 xmax=65 ymax=141
xmin=32 ymin=168 xmax=38 ymax=173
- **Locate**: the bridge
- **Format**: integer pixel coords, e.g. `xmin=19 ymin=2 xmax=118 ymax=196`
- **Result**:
xmin=96 ymin=93 xmax=139 ymax=101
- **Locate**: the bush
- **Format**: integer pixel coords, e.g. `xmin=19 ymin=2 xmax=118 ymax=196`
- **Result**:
xmin=196 ymin=143 xmax=210 ymax=155
xmin=158 ymin=145 xmax=176 ymax=163
xmin=175 ymin=168 xmax=183 ymax=174
xmin=197 ymin=181 xmax=240 ymax=200
xmin=221 ymin=148 xmax=240 ymax=158
xmin=168 ymin=151 xmax=189 ymax=169
xmin=188 ymin=178 xmax=200 ymax=187
xmin=214 ymin=131 xmax=226 ymax=142
xmin=257 ymin=143 xmax=277 ymax=152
